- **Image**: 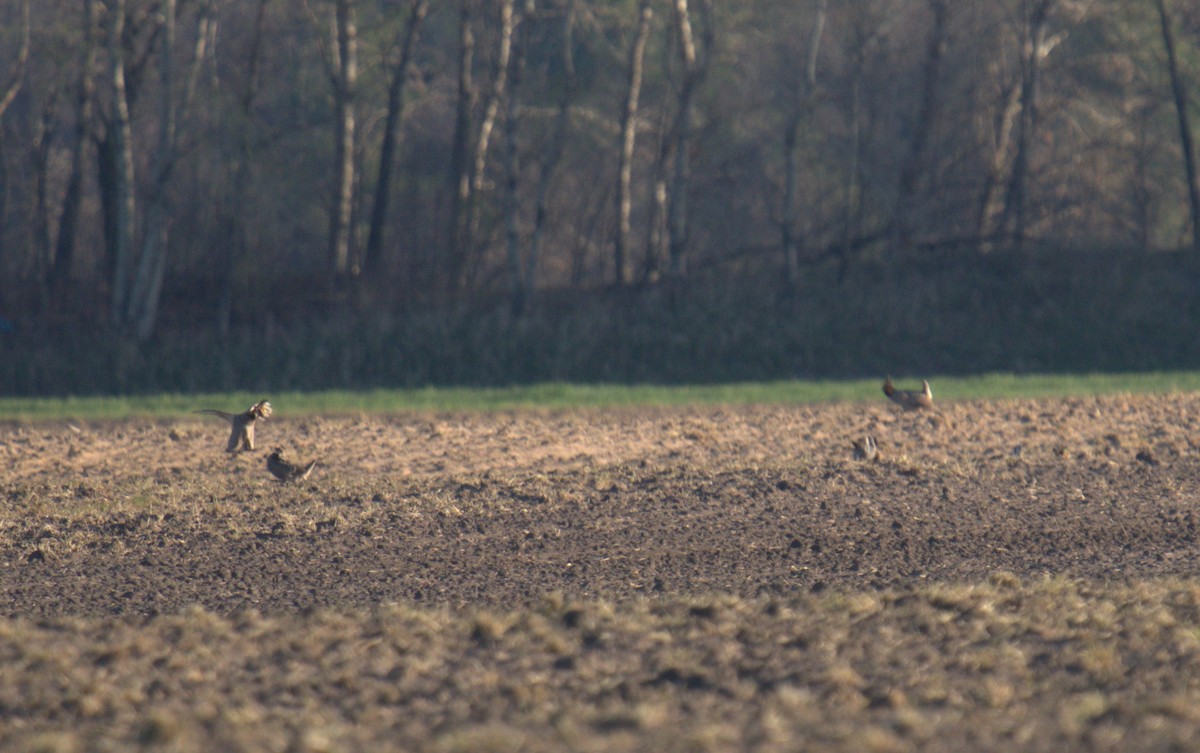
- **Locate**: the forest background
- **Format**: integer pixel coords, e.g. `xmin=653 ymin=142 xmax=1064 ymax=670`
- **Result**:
xmin=1 ymin=0 xmax=1199 ymax=396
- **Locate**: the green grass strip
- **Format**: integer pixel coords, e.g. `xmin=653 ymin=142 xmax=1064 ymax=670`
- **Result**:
xmin=3 ymin=371 xmax=1200 ymax=421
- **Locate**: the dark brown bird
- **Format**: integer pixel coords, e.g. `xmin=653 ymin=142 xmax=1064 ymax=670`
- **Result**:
xmin=852 ymin=434 xmax=878 ymax=461
xmin=882 ymin=377 xmax=933 ymax=410
xmin=266 ymin=447 xmax=318 ymax=482
xmin=195 ymin=400 xmax=272 ymax=453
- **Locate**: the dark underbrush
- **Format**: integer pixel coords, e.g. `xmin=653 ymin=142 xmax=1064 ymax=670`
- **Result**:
xmin=4 ymin=246 xmax=1200 ymax=396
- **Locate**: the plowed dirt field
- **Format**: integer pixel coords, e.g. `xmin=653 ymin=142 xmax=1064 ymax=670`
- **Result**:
xmin=4 ymin=395 xmax=1200 ymax=751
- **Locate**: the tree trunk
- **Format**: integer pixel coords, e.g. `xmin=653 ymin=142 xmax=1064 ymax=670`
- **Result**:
xmin=130 ymin=207 xmax=169 ymax=340
xmin=217 ymin=0 xmax=270 ymax=337
xmin=890 ymin=0 xmax=947 ymax=251
xmin=615 ymin=0 xmax=652 ymax=287
xmin=126 ymin=0 xmax=181 ymax=341
xmin=49 ymin=0 xmax=98 ymax=300
xmin=327 ymin=0 xmax=358 ymax=277
xmin=107 ymin=0 xmax=137 ymax=328
xmin=1156 ymin=0 xmax=1200 ymax=253
xmin=364 ymin=0 xmax=427 ymax=277
xmin=782 ymin=0 xmax=826 ymax=286
xmin=666 ymin=0 xmax=712 ymax=279
xmin=976 ymin=1 xmax=1059 ymax=253
xmin=28 ymin=97 xmax=61 ymax=297
xmin=471 ymin=0 xmax=514 ymax=198
xmin=644 ymin=145 xmax=669 ymax=282
xmin=528 ymin=0 xmax=576 ymax=300
xmin=840 ymin=59 xmax=864 ymax=273
xmin=446 ymin=0 xmax=475 ymax=291
xmin=998 ymin=0 xmax=1052 ymax=251
xmin=0 ymin=0 xmax=31 ymax=284
xmin=459 ymin=0 xmax=514 ymax=290
xmin=502 ymin=4 xmax=527 ymax=315
xmin=0 ymin=0 xmax=29 ymax=122
xmin=976 ymin=78 xmax=1024 ymax=252
xmin=107 ymin=0 xmax=211 ymax=340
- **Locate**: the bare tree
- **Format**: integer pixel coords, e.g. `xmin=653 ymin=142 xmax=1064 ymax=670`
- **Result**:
xmin=837 ymin=6 xmax=886 ymax=265
xmin=104 ymin=0 xmax=216 ymax=339
xmin=890 ymin=0 xmax=949 ymax=251
xmin=107 ymin=0 xmax=137 ymax=328
xmin=48 ymin=0 xmax=98 ymax=301
xmin=998 ymin=0 xmax=1055 ymax=250
xmin=976 ymin=66 xmax=1025 ymax=252
xmin=781 ymin=0 xmax=826 ymax=285
xmin=6 ymin=0 xmax=1200 ymax=345
xmin=121 ymin=0 xmax=179 ymax=339
xmin=30 ymin=94 xmax=58 ymax=285
xmin=665 ymin=0 xmax=713 ymax=278
xmin=463 ymin=0 xmax=516 ymax=291
xmin=95 ymin=3 xmax=154 ymax=297
xmin=445 ymin=0 xmax=516 ymax=291
xmin=528 ymin=0 xmax=577 ymax=300
xmin=0 ymin=0 xmax=30 ymax=288
xmin=326 ymin=0 xmax=359 ymax=276
xmin=615 ymin=0 xmax=652 ymax=287
xmin=501 ymin=2 xmax=529 ymax=314
xmin=363 ymin=0 xmax=427 ymax=277
xmin=1155 ymin=0 xmax=1200 ymax=252
xmin=446 ymin=0 xmax=476 ymax=291
xmin=0 ymin=0 xmax=29 ymax=122
xmin=216 ymin=0 xmax=271 ymax=336
xmin=974 ymin=0 xmax=1061 ymax=252
xmin=472 ymin=0 xmax=515 ymax=202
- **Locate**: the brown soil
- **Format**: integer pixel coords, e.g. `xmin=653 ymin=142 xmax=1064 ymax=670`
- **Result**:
xmin=4 ymin=395 xmax=1200 ymax=615
xmin=4 ymin=394 xmax=1200 ymax=751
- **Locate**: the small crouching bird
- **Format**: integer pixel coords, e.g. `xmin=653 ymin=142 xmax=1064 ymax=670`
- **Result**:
xmin=267 ymin=448 xmax=318 ymax=482
xmin=882 ymin=377 xmax=933 ymax=410
xmin=852 ymin=435 xmax=878 ymax=461
xmin=195 ymin=399 xmax=272 ymax=453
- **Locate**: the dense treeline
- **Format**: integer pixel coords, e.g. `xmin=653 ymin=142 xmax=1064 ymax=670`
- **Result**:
xmin=0 ymin=0 xmax=1198 ymax=392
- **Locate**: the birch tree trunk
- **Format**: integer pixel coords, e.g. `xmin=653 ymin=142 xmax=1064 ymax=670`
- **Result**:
xmin=644 ymin=129 xmax=669 ymax=282
xmin=459 ymin=0 xmax=514 ymax=290
xmin=442 ymin=0 xmax=515 ymax=292
xmin=976 ymin=1 xmax=1059 ymax=252
xmin=0 ymin=0 xmax=28 ymax=122
xmin=128 ymin=0 xmax=218 ymax=340
xmin=997 ymin=0 xmax=1053 ymax=251
xmin=124 ymin=0 xmax=178 ymax=339
xmin=615 ymin=0 xmax=651 ymax=287
xmin=471 ymin=0 xmax=514 ymax=199
xmin=104 ymin=0 xmax=213 ymax=339
xmin=327 ymin=0 xmax=359 ymax=276
xmin=976 ymin=78 xmax=1024 ymax=252
xmin=666 ymin=0 xmax=713 ymax=278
